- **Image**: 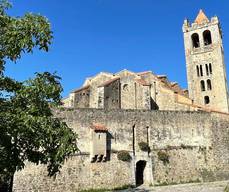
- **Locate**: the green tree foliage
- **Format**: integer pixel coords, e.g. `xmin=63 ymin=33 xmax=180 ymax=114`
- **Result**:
xmin=0 ymin=1 xmax=78 ymax=190
xmin=117 ymin=150 xmax=132 ymax=162
xmin=138 ymin=142 xmax=150 ymax=152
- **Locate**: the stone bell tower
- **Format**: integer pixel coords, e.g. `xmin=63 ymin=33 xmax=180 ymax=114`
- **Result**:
xmin=183 ymin=10 xmax=229 ymax=113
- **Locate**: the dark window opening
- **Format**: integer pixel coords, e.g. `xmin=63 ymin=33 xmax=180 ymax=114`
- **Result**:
xmin=209 ymin=63 xmax=212 ymax=74
xmin=192 ymin=33 xmax=200 ymax=48
xmin=205 ymin=64 xmax=209 ymax=76
xmin=132 ymin=125 xmax=135 ymax=156
xmin=200 ymin=80 xmax=205 ymax=91
xmin=207 ymin=79 xmax=212 ymax=90
xmin=136 ymin=160 xmax=147 ymax=186
xmin=200 ymin=65 xmax=203 ymax=76
xmin=123 ymin=84 xmax=128 ymax=91
xmin=196 ymin=66 xmax=200 ymax=77
xmin=204 ymin=96 xmax=210 ymax=105
xmin=203 ymin=30 xmax=212 ymax=46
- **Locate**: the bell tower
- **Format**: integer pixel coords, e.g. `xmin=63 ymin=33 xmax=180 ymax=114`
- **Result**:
xmin=183 ymin=10 xmax=229 ymax=112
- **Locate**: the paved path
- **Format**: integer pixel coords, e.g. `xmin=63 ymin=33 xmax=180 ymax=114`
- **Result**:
xmin=118 ymin=181 xmax=229 ymax=192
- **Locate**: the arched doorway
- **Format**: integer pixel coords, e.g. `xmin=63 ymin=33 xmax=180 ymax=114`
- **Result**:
xmin=135 ymin=160 xmax=147 ymax=186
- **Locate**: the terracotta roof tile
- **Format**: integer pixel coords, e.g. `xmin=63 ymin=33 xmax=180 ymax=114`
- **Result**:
xmin=135 ymin=79 xmax=151 ymax=86
xmin=170 ymin=82 xmax=178 ymax=87
xmin=195 ymin=9 xmax=209 ymax=24
xmin=71 ymin=85 xmax=90 ymax=93
xmin=98 ymin=77 xmax=120 ymax=87
xmin=137 ymin=71 xmax=152 ymax=76
xmin=91 ymin=123 xmax=108 ymax=131
xmin=157 ymin=75 xmax=167 ymax=79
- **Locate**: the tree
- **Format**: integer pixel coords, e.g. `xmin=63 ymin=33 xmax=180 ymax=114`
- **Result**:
xmin=0 ymin=1 xmax=78 ymax=191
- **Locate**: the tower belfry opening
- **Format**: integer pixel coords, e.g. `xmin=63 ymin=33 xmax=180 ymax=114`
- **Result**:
xmin=192 ymin=33 xmax=200 ymax=48
xmin=203 ymin=30 xmax=212 ymax=45
xmin=183 ymin=9 xmax=229 ymax=112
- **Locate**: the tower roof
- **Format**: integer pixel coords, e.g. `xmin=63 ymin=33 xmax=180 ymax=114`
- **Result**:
xmin=195 ymin=9 xmax=209 ymax=24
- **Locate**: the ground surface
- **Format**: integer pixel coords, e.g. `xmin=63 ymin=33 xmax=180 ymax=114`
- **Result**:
xmin=118 ymin=181 xmax=229 ymax=192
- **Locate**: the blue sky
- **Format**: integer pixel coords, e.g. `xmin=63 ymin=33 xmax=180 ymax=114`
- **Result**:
xmin=5 ymin=0 xmax=229 ymax=97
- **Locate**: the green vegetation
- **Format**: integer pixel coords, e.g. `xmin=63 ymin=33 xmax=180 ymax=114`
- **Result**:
xmin=157 ymin=150 xmax=170 ymax=165
xmin=224 ymin=184 xmax=229 ymax=192
xmin=0 ymin=1 xmax=78 ymax=191
xmin=80 ymin=185 xmax=133 ymax=192
xmin=117 ymin=150 xmax=131 ymax=162
xmin=138 ymin=142 xmax=150 ymax=152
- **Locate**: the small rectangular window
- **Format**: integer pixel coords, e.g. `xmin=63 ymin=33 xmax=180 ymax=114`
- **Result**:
xmin=196 ymin=66 xmax=200 ymax=77
xmin=200 ymin=65 xmax=203 ymax=76
xmin=205 ymin=64 xmax=209 ymax=76
xmin=209 ymin=63 xmax=212 ymax=74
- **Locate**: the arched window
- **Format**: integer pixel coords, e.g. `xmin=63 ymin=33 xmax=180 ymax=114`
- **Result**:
xmin=123 ymin=84 xmax=128 ymax=91
xmin=191 ymin=33 xmax=200 ymax=48
xmin=207 ymin=79 xmax=212 ymax=90
xmin=203 ymin=30 xmax=212 ymax=46
xmin=200 ymin=65 xmax=203 ymax=76
xmin=200 ymin=80 xmax=205 ymax=91
xmin=204 ymin=96 xmax=210 ymax=104
xmin=196 ymin=65 xmax=200 ymax=77
xmin=205 ymin=64 xmax=209 ymax=76
xmin=209 ymin=63 xmax=212 ymax=74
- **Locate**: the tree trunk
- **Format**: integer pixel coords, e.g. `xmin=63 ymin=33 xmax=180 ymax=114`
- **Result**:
xmin=9 ymin=174 xmax=14 ymax=192
xmin=0 ymin=174 xmax=14 ymax=192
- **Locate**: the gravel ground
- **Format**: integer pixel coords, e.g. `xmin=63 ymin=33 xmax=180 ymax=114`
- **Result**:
xmin=117 ymin=181 xmax=229 ymax=192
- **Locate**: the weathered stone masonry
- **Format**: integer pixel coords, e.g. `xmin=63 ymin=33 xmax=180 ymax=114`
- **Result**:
xmin=14 ymin=109 xmax=229 ymax=191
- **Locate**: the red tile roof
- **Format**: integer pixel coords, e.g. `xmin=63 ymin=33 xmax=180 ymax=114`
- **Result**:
xmin=71 ymin=85 xmax=90 ymax=93
xmin=91 ymin=123 xmax=108 ymax=131
xmin=195 ymin=9 xmax=209 ymax=24
xmin=135 ymin=79 xmax=151 ymax=86
xmin=98 ymin=77 xmax=120 ymax=87
xmin=170 ymin=82 xmax=178 ymax=87
xmin=137 ymin=71 xmax=152 ymax=76
xmin=157 ymin=75 xmax=167 ymax=79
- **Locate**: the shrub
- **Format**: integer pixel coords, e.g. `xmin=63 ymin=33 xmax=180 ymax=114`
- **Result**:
xmin=117 ymin=150 xmax=131 ymax=162
xmin=224 ymin=184 xmax=229 ymax=192
xmin=157 ymin=150 xmax=169 ymax=165
xmin=138 ymin=142 xmax=150 ymax=152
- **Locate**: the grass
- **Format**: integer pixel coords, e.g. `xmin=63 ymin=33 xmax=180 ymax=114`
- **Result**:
xmin=79 ymin=184 xmax=133 ymax=192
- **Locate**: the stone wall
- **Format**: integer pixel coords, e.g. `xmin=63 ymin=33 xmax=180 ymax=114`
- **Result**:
xmin=13 ymin=154 xmax=133 ymax=192
xmin=13 ymin=109 xmax=229 ymax=191
xmin=74 ymin=88 xmax=90 ymax=108
xmin=104 ymin=79 xmax=120 ymax=109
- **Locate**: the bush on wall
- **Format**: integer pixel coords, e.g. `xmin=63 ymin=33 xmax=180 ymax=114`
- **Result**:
xmin=117 ymin=150 xmax=131 ymax=162
xmin=157 ymin=150 xmax=169 ymax=165
xmin=138 ymin=142 xmax=150 ymax=152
